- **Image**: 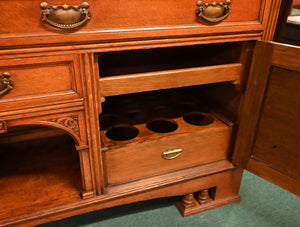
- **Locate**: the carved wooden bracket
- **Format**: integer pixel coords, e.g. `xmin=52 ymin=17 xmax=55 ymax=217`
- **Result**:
xmin=48 ymin=115 xmax=80 ymax=137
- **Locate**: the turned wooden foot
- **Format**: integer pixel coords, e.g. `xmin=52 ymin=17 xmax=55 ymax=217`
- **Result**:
xmin=176 ymin=187 xmax=241 ymax=217
xmin=197 ymin=189 xmax=211 ymax=205
xmin=176 ymin=193 xmax=197 ymax=216
xmin=180 ymin=193 xmax=197 ymax=208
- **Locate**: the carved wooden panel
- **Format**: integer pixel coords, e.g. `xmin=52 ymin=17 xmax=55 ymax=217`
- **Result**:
xmin=48 ymin=115 xmax=80 ymax=137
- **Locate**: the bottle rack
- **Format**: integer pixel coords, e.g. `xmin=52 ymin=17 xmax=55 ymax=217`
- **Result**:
xmin=100 ymin=88 xmax=234 ymax=186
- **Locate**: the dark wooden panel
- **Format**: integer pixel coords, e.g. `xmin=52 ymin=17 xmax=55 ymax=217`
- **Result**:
xmin=252 ymin=66 xmax=300 ymax=178
xmin=233 ymin=41 xmax=300 ymax=195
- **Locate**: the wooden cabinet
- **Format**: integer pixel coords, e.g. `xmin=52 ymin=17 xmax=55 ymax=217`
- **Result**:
xmin=0 ymin=0 xmax=299 ymax=226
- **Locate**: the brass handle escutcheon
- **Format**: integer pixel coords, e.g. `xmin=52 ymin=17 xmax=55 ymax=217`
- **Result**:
xmin=40 ymin=2 xmax=91 ymax=29
xmin=196 ymin=0 xmax=231 ymax=23
xmin=0 ymin=72 xmax=14 ymax=97
xmin=162 ymin=147 xmax=182 ymax=160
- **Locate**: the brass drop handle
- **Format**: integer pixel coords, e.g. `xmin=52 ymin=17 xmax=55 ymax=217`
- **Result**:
xmin=162 ymin=146 xmax=182 ymax=160
xmin=0 ymin=72 xmax=14 ymax=97
xmin=40 ymin=2 xmax=91 ymax=29
xmin=196 ymin=0 xmax=231 ymax=23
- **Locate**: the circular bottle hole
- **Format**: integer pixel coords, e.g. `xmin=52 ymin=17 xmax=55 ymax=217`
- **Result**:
xmin=105 ymin=125 xmax=139 ymax=141
xmin=183 ymin=112 xmax=214 ymax=126
xmin=146 ymin=119 xmax=178 ymax=133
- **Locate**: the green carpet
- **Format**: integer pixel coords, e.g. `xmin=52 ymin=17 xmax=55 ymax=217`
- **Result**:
xmin=40 ymin=171 xmax=300 ymax=227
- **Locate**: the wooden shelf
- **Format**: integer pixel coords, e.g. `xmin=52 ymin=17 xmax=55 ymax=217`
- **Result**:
xmin=100 ymin=63 xmax=241 ymax=96
xmin=0 ymin=135 xmax=82 ymax=222
xmin=98 ymin=43 xmax=243 ymax=96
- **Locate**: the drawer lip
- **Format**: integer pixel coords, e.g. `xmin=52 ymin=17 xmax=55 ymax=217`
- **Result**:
xmin=0 ymin=90 xmax=78 ymax=103
xmin=0 ymin=21 xmax=264 ymax=49
xmin=0 ymin=99 xmax=84 ymax=120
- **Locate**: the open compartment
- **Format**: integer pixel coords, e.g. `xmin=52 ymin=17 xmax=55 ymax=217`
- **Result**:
xmin=0 ymin=127 xmax=83 ymax=223
xmin=98 ymin=42 xmax=244 ymax=96
xmin=100 ymin=84 xmax=240 ymax=186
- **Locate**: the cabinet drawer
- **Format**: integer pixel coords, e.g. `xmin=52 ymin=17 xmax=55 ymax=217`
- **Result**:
xmin=101 ymin=90 xmax=233 ymax=186
xmin=0 ymin=55 xmax=82 ymax=112
xmin=104 ymin=119 xmax=232 ymax=185
xmin=0 ymin=0 xmax=264 ymax=47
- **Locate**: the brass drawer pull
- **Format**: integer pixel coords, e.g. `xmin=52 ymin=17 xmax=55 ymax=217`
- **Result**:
xmin=162 ymin=146 xmax=182 ymax=160
xmin=196 ymin=0 xmax=231 ymax=23
xmin=0 ymin=121 xmax=7 ymax=134
xmin=0 ymin=72 xmax=14 ymax=97
xmin=40 ymin=2 xmax=91 ymax=29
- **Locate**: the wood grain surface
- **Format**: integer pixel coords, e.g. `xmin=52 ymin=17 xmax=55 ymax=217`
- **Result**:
xmin=233 ymin=41 xmax=300 ymax=195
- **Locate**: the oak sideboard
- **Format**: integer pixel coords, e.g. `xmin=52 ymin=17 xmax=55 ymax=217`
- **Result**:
xmin=0 ymin=0 xmax=299 ymax=226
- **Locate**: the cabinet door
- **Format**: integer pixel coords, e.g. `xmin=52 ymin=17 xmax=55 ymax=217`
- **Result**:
xmin=233 ymin=41 xmax=300 ymax=195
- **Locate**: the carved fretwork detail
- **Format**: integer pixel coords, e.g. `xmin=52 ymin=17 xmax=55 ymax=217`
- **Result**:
xmin=48 ymin=115 xmax=80 ymax=136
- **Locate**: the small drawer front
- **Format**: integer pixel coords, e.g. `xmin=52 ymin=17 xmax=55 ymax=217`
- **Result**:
xmin=0 ymin=55 xmax=82 ymax=111
xmin=104 ymin=125 xmax=232 ymax=186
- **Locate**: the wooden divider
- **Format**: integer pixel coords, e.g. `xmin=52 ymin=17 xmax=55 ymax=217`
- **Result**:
xmin=99 ymin=63 xmax=241 ymax=96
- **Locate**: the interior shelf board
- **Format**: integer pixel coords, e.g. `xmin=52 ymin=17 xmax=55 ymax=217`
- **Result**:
xmin=99 ymin=63 xmax=242 ymax=96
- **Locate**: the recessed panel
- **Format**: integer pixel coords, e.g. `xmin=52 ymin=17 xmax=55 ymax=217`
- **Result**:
xmin=252 ymin=66 xmax=300 ymax=179
xmin=0 ymin=55 xmax=81 ymax=111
